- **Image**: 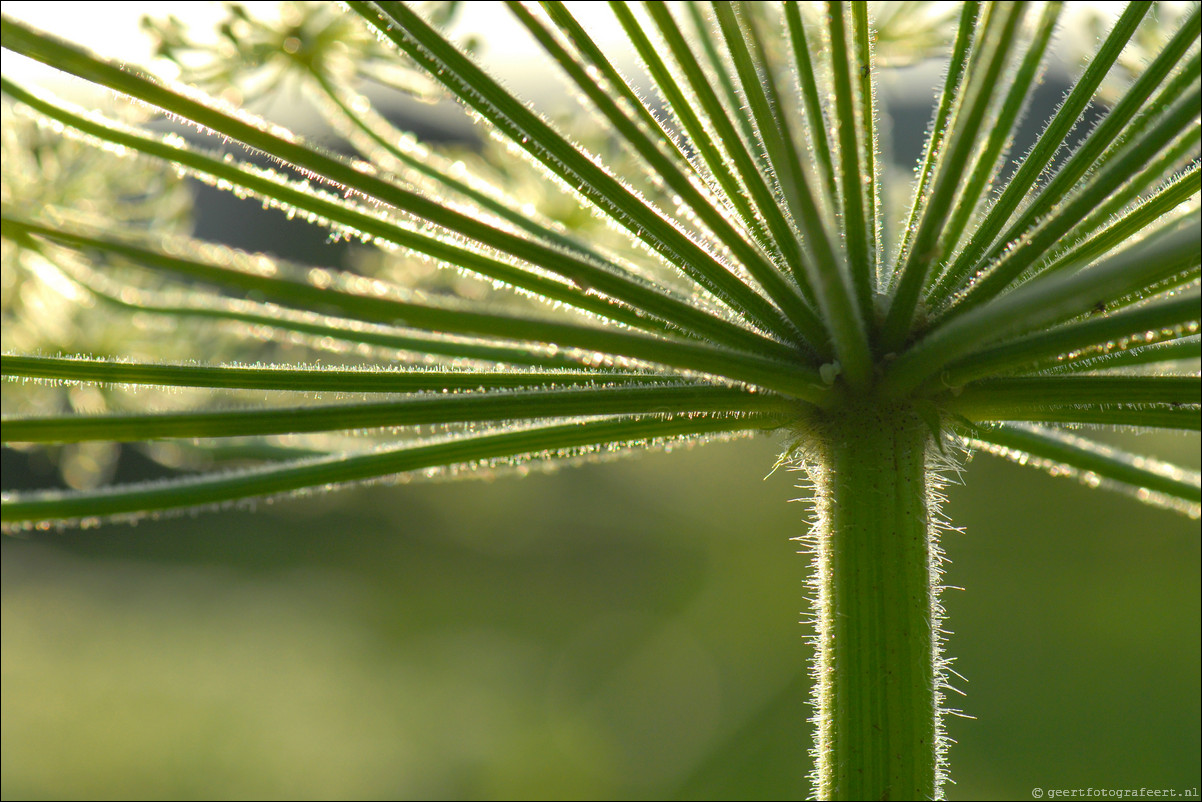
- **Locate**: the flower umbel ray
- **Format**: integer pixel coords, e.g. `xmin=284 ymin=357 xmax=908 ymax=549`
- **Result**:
xmin=1 ymin=2 xmax=1199 ymax=799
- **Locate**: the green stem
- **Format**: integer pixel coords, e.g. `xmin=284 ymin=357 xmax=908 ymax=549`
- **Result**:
xmin=808 ymin=402 xmax=941 ymax=800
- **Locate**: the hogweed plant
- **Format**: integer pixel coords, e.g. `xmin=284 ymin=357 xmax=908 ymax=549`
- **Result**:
xmin=1 ymin=1 xmax=1200 ymax=799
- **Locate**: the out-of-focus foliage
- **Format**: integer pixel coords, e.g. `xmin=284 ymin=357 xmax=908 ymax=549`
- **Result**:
xmin=140 ymin=1 xmax=470 ymax=106
xmin=1 ymin=111 xmax=199 ymax=490
xmin=871 ymin=1 xmax=961 ymax=65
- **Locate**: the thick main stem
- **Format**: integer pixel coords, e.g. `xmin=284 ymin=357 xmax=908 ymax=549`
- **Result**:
xmin=807 ymin=402 xmax=943 ymax=800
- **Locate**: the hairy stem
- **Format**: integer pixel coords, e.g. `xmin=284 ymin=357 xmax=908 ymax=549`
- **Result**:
xmin=807 ymin=402 xmax=943 ymax=800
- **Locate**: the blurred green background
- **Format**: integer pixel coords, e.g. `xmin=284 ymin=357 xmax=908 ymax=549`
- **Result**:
xmin=3 ymin=430 xmax=1199 ymax=800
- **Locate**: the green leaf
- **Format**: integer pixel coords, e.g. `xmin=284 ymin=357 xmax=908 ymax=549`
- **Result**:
xmin=1 ymin=412 xmax=789 ymax=530
xmin=1 ymin=210 xmax=830 ymax=400
xmin=882 ymin=223 xmax=1201 ymax=397
xmin=948 ymin=376 xmax=1200 ymax=410
xmin=883 ymin=1 xmax=1027 ymax=347
xmin=966 ymin=423 xmax=1201 ymax=516
xmin=0 ymin=355 xmax=664 ymax=393
xmin=932 ymin=2 xmax=1154 ymax=297
xmin=346 ymin=1 xmax=805 ymax=344
xmin=2 ymin=384 xmax=794 ymax=443
xmin=0 ymin=57 xmax=778 ymax=354
xmin=936 ymin=289 xmax=1201 ymax=385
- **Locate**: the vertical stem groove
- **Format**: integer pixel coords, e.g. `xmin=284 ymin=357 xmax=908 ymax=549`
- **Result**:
xmin=808 ymin=403 xmax=941 ymax=800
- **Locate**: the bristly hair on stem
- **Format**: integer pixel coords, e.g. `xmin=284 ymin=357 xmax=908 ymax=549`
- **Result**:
xmin=1 ymin=2 xmax=1199 ymax=799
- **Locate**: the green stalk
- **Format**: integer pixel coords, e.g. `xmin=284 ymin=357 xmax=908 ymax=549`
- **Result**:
xmin=2 ymin=385 xmax=793 ymax=444
xmin=808 ymin=401 xmax=941 ymax=801
xmin=1 ymin=412 xmax=790 ymax=527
